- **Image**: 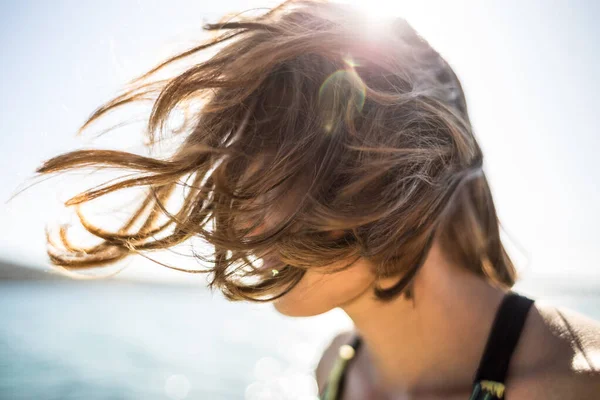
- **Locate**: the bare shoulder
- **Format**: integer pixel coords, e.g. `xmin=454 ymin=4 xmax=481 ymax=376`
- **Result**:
xmin=507 ymin=302 xmax=600 ymax=399
xmin=315 ymin=330 xmax=355 ymax=393
xmin=536 ymin=303 xmax=600 ymax=371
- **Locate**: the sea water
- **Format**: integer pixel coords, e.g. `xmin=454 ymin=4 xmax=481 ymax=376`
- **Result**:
xmin=0 ymin=281 xmax=598 ymax=400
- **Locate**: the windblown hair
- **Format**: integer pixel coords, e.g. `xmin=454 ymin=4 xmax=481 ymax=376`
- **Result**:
xmin=37 ymin=0 xmax=516 ymax=301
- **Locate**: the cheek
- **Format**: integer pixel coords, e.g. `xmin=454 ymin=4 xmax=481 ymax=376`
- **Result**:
xmin=273 ymin=259 xmax=375 ymax=317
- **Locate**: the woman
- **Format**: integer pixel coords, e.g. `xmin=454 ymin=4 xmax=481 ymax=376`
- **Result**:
xmin=36 ymin=1 xmax=599 ymax=398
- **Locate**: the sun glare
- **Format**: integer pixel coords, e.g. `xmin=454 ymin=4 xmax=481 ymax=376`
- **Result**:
xmin=342 ymin=0 xmax=452 ymax=45
xmin=342 ymin=0 xmax=417 ymax=20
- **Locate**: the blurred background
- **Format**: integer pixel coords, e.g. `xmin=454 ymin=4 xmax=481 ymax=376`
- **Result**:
xmin=1 ymin=0 xmax=599 ymax=399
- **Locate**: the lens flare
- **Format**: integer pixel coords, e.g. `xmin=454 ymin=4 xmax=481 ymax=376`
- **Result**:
xmin=317 ymin=59 xmax=366 ymax=133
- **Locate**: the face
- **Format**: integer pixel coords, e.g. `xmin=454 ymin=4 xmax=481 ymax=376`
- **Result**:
xmin=246 ymin=200 xmax=377 ymax=317
xmin=240 ymin=160 xmax=377 ymax=317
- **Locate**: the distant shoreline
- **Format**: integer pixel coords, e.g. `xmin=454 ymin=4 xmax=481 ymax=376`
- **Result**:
xmin=0 ymin=259 xmax=199 ymax=288
xmin=0 ymin=259 xmax=67 ymax=281
xmin=1 ymin=258 xmax=598 ymax=296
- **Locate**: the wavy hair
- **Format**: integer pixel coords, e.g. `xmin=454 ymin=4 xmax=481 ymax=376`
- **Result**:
xmin=36 ymin=0 xmax=516 ymax=301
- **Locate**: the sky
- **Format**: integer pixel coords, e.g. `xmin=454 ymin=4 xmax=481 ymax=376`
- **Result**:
xmin=0 ymin=0 xmax=598 ymax=284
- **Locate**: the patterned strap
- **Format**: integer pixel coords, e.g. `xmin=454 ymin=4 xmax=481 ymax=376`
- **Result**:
xmin=469 ymin=380 xmax=506 ymax=400
xmin=320 ymin=336 xmax=361 ymax=400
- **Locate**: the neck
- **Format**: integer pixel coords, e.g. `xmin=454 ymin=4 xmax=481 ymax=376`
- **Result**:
xmin=342 ymin=241 xmax=506 ymax=394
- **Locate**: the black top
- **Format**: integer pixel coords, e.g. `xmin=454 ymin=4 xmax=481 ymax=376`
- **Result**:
xmin=320 ymin=292 xmax=535 ymax=400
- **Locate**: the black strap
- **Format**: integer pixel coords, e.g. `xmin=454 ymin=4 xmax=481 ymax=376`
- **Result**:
xmin=474 ymin=292 xmax=534 ymax=384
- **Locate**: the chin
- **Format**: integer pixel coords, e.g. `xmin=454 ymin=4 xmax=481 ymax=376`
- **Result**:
xmin=272 ymin=294 xmax=335 ymax=317
xmin=270 ymin=266 xmax=375 ymax=317
xmin=267 ymin=272 xmax=332 ymax=317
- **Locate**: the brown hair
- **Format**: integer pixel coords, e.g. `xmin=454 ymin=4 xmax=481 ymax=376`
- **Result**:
xmin=36 ymin=0 xmax=516 ymax=301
